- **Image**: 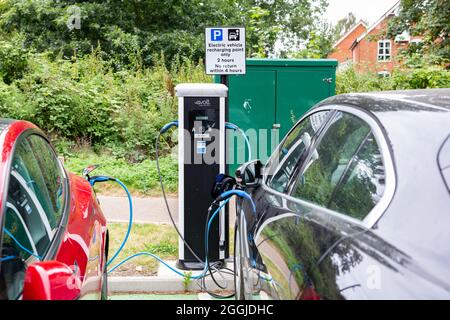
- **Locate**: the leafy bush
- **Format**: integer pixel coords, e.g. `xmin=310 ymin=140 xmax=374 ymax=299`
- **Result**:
xmin=0 ymin=34 xmax=29 ymax=84
xmin=0 ymin=49 xmax=211 ymax=161
xmin=336 ymin=64 xmax=450 ymax=94
xmin=336 ymin=67 xmax=393 ymax=94
xmin=391 ymin=66 xmax=450 ymax=89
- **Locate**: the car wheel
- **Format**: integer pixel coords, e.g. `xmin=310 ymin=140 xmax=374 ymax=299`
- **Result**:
xmin=234 ymin=222 xmax=245 ymax=300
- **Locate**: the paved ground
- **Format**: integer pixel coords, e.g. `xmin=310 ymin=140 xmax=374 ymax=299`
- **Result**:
xmin=98 ymin=195 xmax=236 ymax=226
xmin=97 ymin=195 xmax=178 ymax=224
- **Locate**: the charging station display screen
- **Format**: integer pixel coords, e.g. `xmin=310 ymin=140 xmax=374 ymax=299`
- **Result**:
xmin=188 ymin=109 xmax=218 ymax=140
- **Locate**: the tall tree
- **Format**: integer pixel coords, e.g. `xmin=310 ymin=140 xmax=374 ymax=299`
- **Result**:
xmin=387 ymin=0 xmax=450 ymax=63
xmin=333 ymin=12 xmax=357 ymax=43
xmin=0 ymin=0 xmax=330 ymax=64
xmin=290 ymin=20 xmax=334 ymax=58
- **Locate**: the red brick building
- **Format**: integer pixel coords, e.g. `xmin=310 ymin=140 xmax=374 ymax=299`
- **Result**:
xmin=329 ymin=1 xmax=422 ymax=75
xmin=328 ymin=21 xmax=367 ymax=69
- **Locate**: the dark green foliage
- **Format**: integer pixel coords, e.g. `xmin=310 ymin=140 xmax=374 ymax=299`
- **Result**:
xmin=336 ymin=64 xmax=450 ymax=94
xmin=0 ymin=50 xmax=210 ymax=161
xmin=387 ymin=0 xmax=450 ymax=64
xmin=0 ymin=33 xmax=29 ymax=84
xmin=0 ymin=0 xmax=330 ymax=65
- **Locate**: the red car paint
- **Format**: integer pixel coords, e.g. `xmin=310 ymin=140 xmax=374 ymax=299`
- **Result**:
xmin=22 ymin=261 xmax=80 ymax=300
xmin=0 ymin=120 xmax=108 ymax=300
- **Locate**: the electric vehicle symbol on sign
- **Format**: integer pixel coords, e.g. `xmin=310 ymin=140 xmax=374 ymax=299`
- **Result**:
xmin=0 ymin=119 xmax=108 ymax=300
xmin=234 ymin=89 xmax=450 ymax=300
xmin=228 ymin=29 xmax=240 ymax=41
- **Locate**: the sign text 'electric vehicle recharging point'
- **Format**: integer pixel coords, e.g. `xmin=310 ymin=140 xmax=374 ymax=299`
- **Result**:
xmin=175 ymin=83 xmax=229 ymax=270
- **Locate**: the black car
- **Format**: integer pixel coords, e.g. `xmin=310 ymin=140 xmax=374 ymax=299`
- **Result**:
xmin=234 ymin=88 xmax=450 ymax=300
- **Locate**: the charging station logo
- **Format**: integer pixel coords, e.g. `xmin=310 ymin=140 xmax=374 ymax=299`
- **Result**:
xmin=211 ymin=29 xmax=223 ymax=41
xmin=194 ymin=99 xmax=211 ymax=106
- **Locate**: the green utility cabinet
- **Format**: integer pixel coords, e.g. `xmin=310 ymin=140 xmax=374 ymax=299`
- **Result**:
xmin=216 ymin=58 xmax=337 ymax=174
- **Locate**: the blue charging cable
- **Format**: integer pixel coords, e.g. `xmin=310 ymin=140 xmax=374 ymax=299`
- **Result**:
xmin=88 ymin=172 xmax=231 ymax=278
xmin=88 ymin=176 xmax=133 ymax=267
xmin=160 ymin=120 xmax=179 ymax=134
xmin=225 ymin=122 xmax=252 ymax=161
xmin=3 ymin=228 xmax=42 ymax=260
xmin=0 ymin=255 xmax=16 ymax=263
xmin=108 ymin=197 xmax=231 ymax=278
xmin=216 ymin=189 xmax=257 ymax=214
xmin=108 ymin=191 xmax=256 ymax=278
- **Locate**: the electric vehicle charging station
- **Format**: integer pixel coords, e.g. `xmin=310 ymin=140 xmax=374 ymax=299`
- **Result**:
xmin=91 ymin=27 xmax=254 ymax=298
xmin=175 ymin=83 xmax=229 ymax=270
xmin=88 ymin=82 xmax=255 ymax=298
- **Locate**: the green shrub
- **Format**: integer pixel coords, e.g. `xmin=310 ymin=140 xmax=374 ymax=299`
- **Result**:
xmin=0 ymin=34 xmax=29 ymax=84
xmin=336 ymin=64 xmax=450 ymax=94
xmin=0 ymin=49 xmax=211 ymax=161
xmin=392 ymin=66 xmax=450 ymax=89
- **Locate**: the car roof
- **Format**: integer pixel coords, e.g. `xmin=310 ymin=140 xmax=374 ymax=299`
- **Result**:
xmin=317 ymin=89 xmax=450 ymax=150
xmin=319 ymin=88 xmax=450 ymax=113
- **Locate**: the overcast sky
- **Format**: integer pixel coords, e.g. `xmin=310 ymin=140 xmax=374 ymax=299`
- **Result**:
xmin=325 ymin=0 xmax=399 ymax=26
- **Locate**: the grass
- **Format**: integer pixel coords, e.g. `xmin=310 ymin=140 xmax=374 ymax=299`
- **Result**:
xmin=63 ymin=151 xmax=178 ymax=196
xmin=107 ymin=222 xmax=178 ymax=276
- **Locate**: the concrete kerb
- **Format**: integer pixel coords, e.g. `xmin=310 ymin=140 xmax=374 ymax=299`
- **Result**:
xmin=108 ymin=260 xmax=235 ymax=294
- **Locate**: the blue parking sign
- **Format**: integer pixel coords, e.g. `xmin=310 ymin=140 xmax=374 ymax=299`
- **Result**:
xmin=211 ymin=29 xmax=223 ymax=41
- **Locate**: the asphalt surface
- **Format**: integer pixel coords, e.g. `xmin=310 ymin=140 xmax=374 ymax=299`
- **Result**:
xmin=97 ymin=195 xmax=179 ymax=224
xmin=97 ymin=195 xmax=236 ymax=226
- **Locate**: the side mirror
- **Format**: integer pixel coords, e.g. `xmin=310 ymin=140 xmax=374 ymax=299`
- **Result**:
xmin=22 ymin=261 xmax=80 ymax=300
xmin=235 ymin=160 xmax=263 ymax=188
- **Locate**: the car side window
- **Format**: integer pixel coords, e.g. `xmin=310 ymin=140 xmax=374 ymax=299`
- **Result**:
xmin=1 ymin=134 xmax=66 ymax=299
xmin=291 ymin=111 xmax=385 ymax=220
xmin=265 ymin=111 xmax=330 ymax=192
xmin=328 ymin=133 xmax=385 ymax=219
xmin=25 ymin=135 xmax=66 ymax=227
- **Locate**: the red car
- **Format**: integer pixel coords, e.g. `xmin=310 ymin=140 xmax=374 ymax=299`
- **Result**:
xmin=0 ymin=119 xmax=108 ymax=300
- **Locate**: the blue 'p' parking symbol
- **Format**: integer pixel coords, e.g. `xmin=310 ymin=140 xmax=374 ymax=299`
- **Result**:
xmin=211 ymin=29 xmax=223 ymax=41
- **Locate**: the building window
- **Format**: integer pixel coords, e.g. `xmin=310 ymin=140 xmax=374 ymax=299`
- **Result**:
xmin=377 ymin=40 xmax=391 ymax=61
xmin=395 ymin=31 xmax=410 ymax=43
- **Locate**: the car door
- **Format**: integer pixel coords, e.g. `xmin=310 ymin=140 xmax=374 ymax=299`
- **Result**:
xmin=247 ymin=106 xmax=393 ymax=299
xmin=237 ymin=109 xmax=332 ymax=299
xmin=0 ymin=132 xmax=68 ymax=299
